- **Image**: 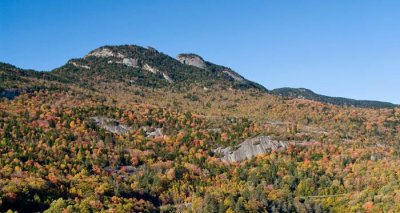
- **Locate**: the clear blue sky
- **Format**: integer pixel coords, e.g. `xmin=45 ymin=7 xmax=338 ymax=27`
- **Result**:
xmin=1 ymin=0 xmax=399 ymax=103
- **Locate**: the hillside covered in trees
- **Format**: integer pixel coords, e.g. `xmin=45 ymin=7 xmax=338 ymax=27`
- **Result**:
xmin=1 ymin=45 xmax=400 ymax=212
xmin=272 ymin=87 xmax=398 ymax=109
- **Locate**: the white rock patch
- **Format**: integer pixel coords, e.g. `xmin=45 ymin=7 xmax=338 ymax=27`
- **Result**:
xmin=92 ymin=116 xmax=132 ymax=135
xmin=162 ymin=72 xmax=174 ymax=83
xmin=116 ymin=58 xmax=138 ymax=68
xmin=223 ymin=70 xmax=245 ymax=82
xmin=116 ymin=52 xmax=125 ymax=58
xmin=214 ymin=136 xmax=287 ymax=162
xmin=142 ymin=127 xmax=164 ymax=138
xmin=177 ymin=54 xmax=208 ymax=70
xmin=70 ymin=62 xmax=90 ymax=69
xmin=142 ymin=64 xmax=173 ymax=83
xmin=143 ymin=64 xmax=159 ymax=74
xmin=86 ymin=48 xmax=125 ymax=58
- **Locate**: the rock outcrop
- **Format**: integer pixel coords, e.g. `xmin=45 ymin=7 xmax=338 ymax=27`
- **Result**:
xmin=86 ymin=48 xmax=139 ymax=69
xmin=86 ymin=48 xmax=140 ymax=68
xmin=142 ymin=127 xmax=164 ymax=138
xmin=162 ymin=73 xmax=174 ymax=83
xmin=92 ymin=117 xmax=132 ymax=135
xmin=142 ymin=64 xmax=173 ymax=83
xmin=223 ymin=70 xmax=245 ymax=82
xmin=214 ymin=136 xmax=287 ymax=162
xmin=143 ymin=64 xmax=158 ymax=74
xmin=86 ymin=48 xmax=124 ymax=58
xmin=177 ymin=53 xmax=245 ymax=83
xmin=70 ymin=61 xmax=90 ymax=69
xmin=117 ymin=58 xmax=138 ymax=68
xmin=177 ymin=54 xmax=208 ymax=70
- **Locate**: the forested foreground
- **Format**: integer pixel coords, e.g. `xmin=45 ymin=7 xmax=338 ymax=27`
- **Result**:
xmin=1 ymin=90 xmax=400 ymax=212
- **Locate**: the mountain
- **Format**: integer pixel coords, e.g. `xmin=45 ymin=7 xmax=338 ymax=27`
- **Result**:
xmin=271 ymin=87 xmax=398 ymax=109
xmin=2 ymin=44 xmax=395 ymax=109
xmin=2 ymin=44 xmax=400 ymax=212
xmin=52 ymin=45 xmax=266 ymax=91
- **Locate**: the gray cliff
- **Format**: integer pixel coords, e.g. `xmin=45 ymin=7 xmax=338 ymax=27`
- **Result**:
xmin=214 ymin=136 xmax=287 ymax=162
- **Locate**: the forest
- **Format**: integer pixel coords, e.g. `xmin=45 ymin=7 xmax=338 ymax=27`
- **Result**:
xmin=1 ymin=87 xmax=399 ymax=212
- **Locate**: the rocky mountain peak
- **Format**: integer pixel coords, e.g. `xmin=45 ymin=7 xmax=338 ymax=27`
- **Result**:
xmin=82 ymin=46 xmax=141 ymax=68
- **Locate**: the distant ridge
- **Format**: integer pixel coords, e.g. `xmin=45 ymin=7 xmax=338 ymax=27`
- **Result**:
xmin=271 ymin=87 xmax=398 ymax=109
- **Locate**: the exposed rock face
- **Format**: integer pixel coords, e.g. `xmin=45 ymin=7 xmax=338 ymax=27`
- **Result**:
xmin=162 ymin=72 xmax=174 ymax=83
xmin=117 ymin=58 xmax=138 ymax=68
xmin=142 ymin=127 xmax=164 ymax=138
xmin=214 ymin=136 xmax=287 ymax=162
xmin=223 ymin=70 xmax=245 ymax=82
xmin=177 ymin=53 xmax=245 ymax=83
xmin=92 ymin=117 xmax=132 ymax=135
xmin=86 ymin=48 xmax=140 ymax=68
xmin=177 ymin=54 xmax=208 ymax=70
xmin=142 ymin=64 xmax=173 ymax=83
xmin=86 ymin=48 xmax=124 ymax=58
xmin=70 ymin=61 xmax=90 ymax=69
xmin=0 ymin=89 xmax=20 ymax=100
xmin=143 ymin=64 xmax=159 ymax=74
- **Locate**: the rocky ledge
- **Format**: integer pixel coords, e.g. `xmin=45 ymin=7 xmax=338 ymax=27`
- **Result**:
xmin=214 ymin=136 xmax=288 ymax=162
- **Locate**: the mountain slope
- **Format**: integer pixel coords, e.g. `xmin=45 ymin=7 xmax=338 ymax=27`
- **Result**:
xmin=1 ymin=44 xmax=397 ymax=109
xmin=272 ymin=87 xmax=398 ymax=108
xmin=0 ymin=62 xmax=69 ymax=99
xmin=2 ymin=44 xmax=400 ymax=212
xmin=51 ymin=45 xmax=400 ymax=109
